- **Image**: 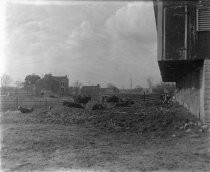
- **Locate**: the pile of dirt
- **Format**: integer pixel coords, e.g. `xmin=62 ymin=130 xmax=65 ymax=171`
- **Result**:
xmin=34 ymin=105 xmax=89 ymax=125
xmin=31 ymin=102 xmax=206 ymax=137
xmin=86 ymin=104 xmax=200 ymax=135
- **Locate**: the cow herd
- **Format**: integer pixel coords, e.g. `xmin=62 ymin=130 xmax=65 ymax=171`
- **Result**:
xmin=62 ymin=95 xmax=135 ymax=110
xmin=17 ymin=94 xmax=174 ymax=113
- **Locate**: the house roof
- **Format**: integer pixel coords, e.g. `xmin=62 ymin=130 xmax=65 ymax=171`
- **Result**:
xmin=82 ymin=86 xmax=99 ymax=89
xmin=52 ymin=75 xmax=68 ymax=81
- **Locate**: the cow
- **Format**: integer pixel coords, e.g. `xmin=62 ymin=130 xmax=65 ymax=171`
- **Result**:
xmin=103 ymin=95 xmax=135 ymax=107
xmin=63 ymin=101 xmax=84 ymax=108
xmin=106 ymin=95 xmax=120 ymax=103
xmin=91 ymin=103 xmax=104 ymax=110
xmin=18 ymin=106 xmax=34 ymax=113
xmin=116 ymin=101 xmax=130 ymax=107
xmin=74 ymin=95 xmax=91 ymax=105
xmin=116 ymin=98 xmax=135 ymax=107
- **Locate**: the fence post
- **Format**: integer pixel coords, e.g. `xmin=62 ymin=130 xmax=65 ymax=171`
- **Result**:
xmin=16 ymin=96 xmax=19 ymax=109
xmin=45 ymin=97 xmax=48 ymax=108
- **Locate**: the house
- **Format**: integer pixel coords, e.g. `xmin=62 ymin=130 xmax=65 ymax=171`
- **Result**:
xmin=81 ymin=84 xmax=100 ymax=100
xmin=153 ymin=0 xmax=210 ymax=123
xmin=35 ymin=75 xmax=69 ymax=96
xmin=51 ymin=75 xmax=69 ymax=95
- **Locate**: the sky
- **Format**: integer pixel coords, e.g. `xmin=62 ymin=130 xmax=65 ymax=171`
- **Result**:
xmin=2 ymin=0 xmax=161 ymax=88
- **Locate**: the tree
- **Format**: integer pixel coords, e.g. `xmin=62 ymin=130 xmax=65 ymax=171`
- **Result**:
xmin=152 ymin=82 xmax=176 ymax=94
xmin=24 ymin=74 xmax=41 ymax=95
xmin=15 ymin=80 xmax=23 ymax=95
xmin=107 ymin=83 xmax=116 ymax=88
xmin=1 ymin=74 xmax=12 ymax=94
xmin=35 ymin=74 xmax=60 ymax=95
xmin=73 ymin=80 xmax=82 ymax=96
xmin=134 ymin=85 xmax=143 ymax=93
xmin=15 ymin=80 xmax=23 ymax=88
xmin=24 ymin=74 xmax=41 ymax=85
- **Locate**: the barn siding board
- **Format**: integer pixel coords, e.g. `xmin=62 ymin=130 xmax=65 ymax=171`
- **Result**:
xmin=203 ymin=59 xmax=210 ymax=123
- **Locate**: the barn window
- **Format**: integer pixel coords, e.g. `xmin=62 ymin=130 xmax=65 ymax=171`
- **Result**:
xmin=197 ymin=8 xmax=210 ymax=31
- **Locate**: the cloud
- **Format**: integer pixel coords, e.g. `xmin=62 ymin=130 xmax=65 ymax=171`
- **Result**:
xmin=66 ymin=21 xmax=93 ymax=48
xmin=4 ymin=2 xmax=160 ymax=88
xmin=106 ymin=2 xmax=156 ymax=45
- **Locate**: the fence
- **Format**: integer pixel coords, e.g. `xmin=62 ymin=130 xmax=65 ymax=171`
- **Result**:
xmin=0 ymin=96 xmax=69 ymax=111
xmin=118 ymin=93 xmax=162 ymax=104
xmin=0 ymin=93 xmax=163 ymax=111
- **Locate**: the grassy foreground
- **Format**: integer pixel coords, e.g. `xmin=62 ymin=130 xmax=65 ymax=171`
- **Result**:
xmin=1 ymin=103 xmax=210 ymax=172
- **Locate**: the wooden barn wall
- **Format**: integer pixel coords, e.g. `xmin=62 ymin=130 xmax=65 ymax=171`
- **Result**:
xmin=176 ymin=60 xmax=210 ymax=123
xmin=204 ymin=60 xmax=210 ymax=123
xmin=176 ymin=66 xmax=204 ymax=121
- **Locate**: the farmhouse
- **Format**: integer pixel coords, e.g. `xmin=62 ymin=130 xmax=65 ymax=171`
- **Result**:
xmin=153 ymin=0 xmax=210 ymax=123
xmin=51 ymin=75 xmax=69 ymax=95
xmin=35 ymin=75 xmax=69 ymax=96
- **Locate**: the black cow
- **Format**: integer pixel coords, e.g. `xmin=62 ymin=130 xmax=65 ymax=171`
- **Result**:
xmin=116 ymin=98 xmax=135 ymax=107
xmin=92 ymin=103 xmax=104 ymax=110
xmin=74 ymin=95 xmax=91 ymax=105
xmin=63 ymin=101 xmax=84 ymax=108
xmin=122 ymin=97 xmax=135 ymax=105
xmin=18 ymin=106 xmax=34 ymax=113
xmin=106 ymin=95 xmax=120 ymax=103
xmin=116 ymin=101 xmax=129 ymax=107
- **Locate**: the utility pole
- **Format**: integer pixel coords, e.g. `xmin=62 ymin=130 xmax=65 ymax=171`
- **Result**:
xmin=130 ymin=78 xmax=132 ymax=89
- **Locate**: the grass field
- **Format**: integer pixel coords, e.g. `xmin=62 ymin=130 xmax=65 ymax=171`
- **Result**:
xmin=1 ymin=104 xmax=210 ymax=172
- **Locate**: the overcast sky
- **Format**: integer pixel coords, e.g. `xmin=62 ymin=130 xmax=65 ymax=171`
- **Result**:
xmin=4 ymin=0 xmax=161 ymax=88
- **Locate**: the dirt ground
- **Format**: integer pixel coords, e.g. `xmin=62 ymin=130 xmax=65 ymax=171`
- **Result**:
xmin=1 ymin=105 xmax=210 ymax=172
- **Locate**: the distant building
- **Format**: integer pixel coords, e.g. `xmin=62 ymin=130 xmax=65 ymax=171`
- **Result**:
xmin=100 ymin=87 xmax=119 ymax=95
xmin=51 ymin=75 xmax=69 ymax=95
xmin=35 ymin=75 xmax=69 ymax=96
xmin=119 ymin=88 xmax=152 ymax=94
xmin=81 ymin=84 xmax=100 ymax=97
xmin=81 ymin=84 xmax=100 ymax=101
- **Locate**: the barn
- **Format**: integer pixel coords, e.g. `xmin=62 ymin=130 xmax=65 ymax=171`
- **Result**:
xmin=153 ymin=0 xmax=210 ymax=123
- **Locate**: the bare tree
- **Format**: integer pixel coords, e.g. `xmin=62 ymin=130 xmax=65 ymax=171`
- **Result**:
xmin=15 ymin=80 xmax=23 ymax=88
xmin=134 ymin=85 xmax=143 ymax=93
xmin=15 ymin=80 xmax=23 ymax=95
xmin=73 ymin=80 xmax=82 ymax=96
xmin=1 ymin=74 xmax=12 ymax=94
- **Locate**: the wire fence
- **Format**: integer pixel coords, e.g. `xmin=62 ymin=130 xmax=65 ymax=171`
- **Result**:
xmin=0 ymin=93 xmax=163 ymax=111
xmin=0 ymin=96 xmax=68 ymax=111
xmin=118 ymin=93 xmax=162 ymax=104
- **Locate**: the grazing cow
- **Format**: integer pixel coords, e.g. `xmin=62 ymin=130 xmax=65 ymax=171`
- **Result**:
xmin=106 ymin=95 xmax=120 ymax=103
xmin=116 ymin=98 xmax=135 ymax=107
xmin=63 ymin=101 xmax=84 ymax=108
xmin=18 ymin=106 xmax=34 ymax=113
xmin=74 ymin=95 xmax=91 ymax=105
xmin=116 ymin=101 xmax=130 ymax=107
xmin=103 ymin=95 xmax=135 ymax=107
xmin=91 ymin=103 xmax=104 ymax=110
xmin=122 ymin=97 xmax=135 ymax=105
